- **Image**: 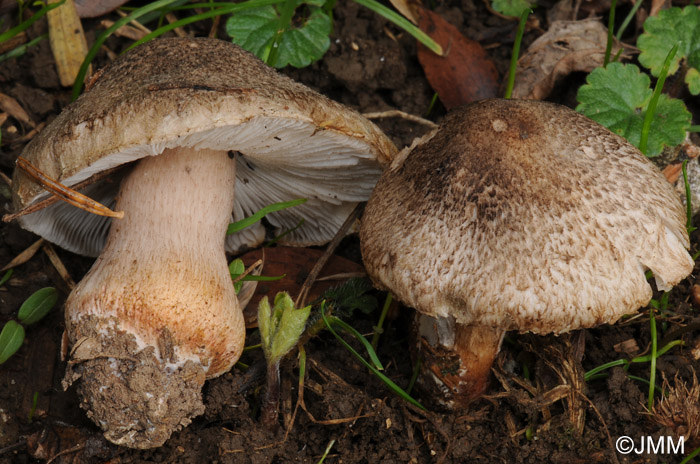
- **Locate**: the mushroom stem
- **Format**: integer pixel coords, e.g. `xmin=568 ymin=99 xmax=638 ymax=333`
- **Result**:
xmin=63 ymin=146 xmax=244 ymax=448
xmin=416 ymin=314 xmax=504 ymax=409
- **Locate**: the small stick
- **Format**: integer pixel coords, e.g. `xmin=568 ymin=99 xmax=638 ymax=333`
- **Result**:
xmin=295 ymin=203 xmax=364 ymax=308
xmin=363 ymin=110 xmax=438 ymax=129
xmin=5 ymin=157 xmax=123 ymax=221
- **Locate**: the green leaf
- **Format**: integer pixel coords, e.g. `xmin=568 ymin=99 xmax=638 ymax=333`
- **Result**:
xmin=321 ymin=278 xmax=377 ymax=315
xmin=225 ymin=5 xmax=278 ymax=61
xmin=227 ymin=198 xmax=307 ymax=235
xmin=229 ymin=259 xmax=246 ymax=293
xmin=17 ymin=287 xmax=58 ymax=326
xmin=0 ymin=320 xmax=25 ymax=364
xmin=258 ymin=292 xmax=310 ymax=362
xmin=637 ymin=6 xmax=700 ymax=94
xmin=576 ymin=62 xmax=691 ymax=156
xmin=491 ymin=0 xmax=533 ymax=18
xmin=0 ymin=269 xmax=12 ymax=287
xmin=686 ymin=68 xmax=700 ymax=95
xmin=226 ymin=2 xmax=331 ymax=68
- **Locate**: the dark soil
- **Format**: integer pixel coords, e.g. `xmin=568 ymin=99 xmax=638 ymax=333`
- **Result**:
xmin=1 ymin=1 xmax=699 ymax=463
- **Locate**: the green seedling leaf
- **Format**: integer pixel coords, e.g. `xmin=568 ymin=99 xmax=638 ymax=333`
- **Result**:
xmin=226 ymin=2 xmax=331 ymax=68
xmin=0 ymin=269 xmax=12 ymax=287
xmin=227 ymin=198 xmax=307 ymax=235
xmin=258 ymin=292 xmax=311 ymax=363
xmin=0 ymin=320 xmax=25 ymax=364
xmin=491 ymin=0 xmax=533 ymax=18
xmin=576 ymin=62 xmax=691 ymax=156
xmin=637 ymin=6 xmax=700 ymax=95
xmin=17 ymin=287 xmax=58 ymax=326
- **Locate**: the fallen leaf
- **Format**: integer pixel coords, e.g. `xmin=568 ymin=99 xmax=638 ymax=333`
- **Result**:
xmin=238 ymin=247 xmax=365 ymax=328
xmin=74 ymin=0 xmax=129 ymax=18
xmin=512 ymin=19 xmax=630 ymax=100
xmin=416 ymin=7 xmax=499 ymax=109
xmin=0 ymin=92 xmax=35 ymax=128
xmin=47 ymin=0 xmax=91 ymax=86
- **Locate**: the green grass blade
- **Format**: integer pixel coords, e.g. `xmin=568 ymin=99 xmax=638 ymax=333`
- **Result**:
xmin=639 ymin=43 xmax=678 ymax=155
xmin=504 ymin=8 xmax=530 ymax=99
xmin=352 ymin=0 xmax=442 ymax=55
xmin=604 ymin=0 xmax=617 ymax=66
xmin=321 ymin=305 xmax=425 ymax=410
xmin=227 ymin=198 xmax=307 ymax=235
xmin=0 ymin=0 xmax=64 ymax=43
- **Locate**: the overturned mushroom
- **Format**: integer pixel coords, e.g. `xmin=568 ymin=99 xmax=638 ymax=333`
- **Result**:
xmin=11 ymin=37 xmax=395 ymax=448
xmin=360 ymin=99 xmax=693 ymax=409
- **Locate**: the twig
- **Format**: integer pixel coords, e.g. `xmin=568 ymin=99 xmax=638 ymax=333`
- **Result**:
xmin=295 ymin=203 xmax=364 ymax=308
xmin=363 ymin=110 xmax=438 ymax=129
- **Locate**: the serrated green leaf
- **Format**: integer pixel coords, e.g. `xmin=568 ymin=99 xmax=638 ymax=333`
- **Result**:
xmin=576 ymin=63 xmax=691 ymax=156
xmin=226 ymin=3 xmax=331 ymax=68
xmin=0 ymin=320 xmax=25 ymax=364
xmin=276 ymin=8 xmax=331 ymax=68
xmin=225 ymin=6 xmax=278 ymax=61
xmin=686 ymin=67 xmax=700 ymax=95
xmin=18 ymin=287 xmax=57 ymax=326
xmin=637 ymin=6 xmax=700 ymax=92
xmin=491 ymin=0 xmax=533 ymax=18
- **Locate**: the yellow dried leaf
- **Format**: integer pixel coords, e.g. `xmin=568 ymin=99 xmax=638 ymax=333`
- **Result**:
xmin=47 ymin=0 xmax=91 ymax=87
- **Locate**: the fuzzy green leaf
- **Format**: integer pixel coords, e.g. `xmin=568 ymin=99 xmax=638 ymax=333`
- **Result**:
xmin=226 ymin=2 xmax=331 ymax=68
xmin=258 ymin=292 xmax=310 ymax=363
xmin=637 ymin=6 xmax=700 ymax=95
xmin=491 ymin=0 xmax=533 ymax=18
xmin=576 ymin=63 xmax=691 ymax=156
xmin=0 ymin=320 xmax=25 ymax=364
xmin=17 ymin=287 xmax=57 ymax=326
xmin=686 ymin=67 xmax=700 ymax=95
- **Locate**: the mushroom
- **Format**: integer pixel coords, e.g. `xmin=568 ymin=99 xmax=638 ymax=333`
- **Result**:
xmin=11 ymin=37 xmax=395 ymax=448
xmin=359 ymin=98 xmax=694 ymax=409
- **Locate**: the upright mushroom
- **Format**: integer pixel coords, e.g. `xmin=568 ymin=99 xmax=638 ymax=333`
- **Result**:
xmin=12 ymin=37 xmax=395 ymax=448
xmin=360 ymin=99 xmax=694 ymax=409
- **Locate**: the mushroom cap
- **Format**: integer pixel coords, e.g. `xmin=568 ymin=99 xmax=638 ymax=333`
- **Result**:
xmin=12 ymin=37 xmax=396 ymax=256
xmin=360 ymin=99 xmax=694 ymax=334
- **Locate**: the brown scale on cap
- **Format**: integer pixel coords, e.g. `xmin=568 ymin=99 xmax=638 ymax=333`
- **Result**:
xmin=360 ymin=98 xmax=693 ymax=409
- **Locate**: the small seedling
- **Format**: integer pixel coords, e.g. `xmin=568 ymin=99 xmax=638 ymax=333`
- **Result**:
xmin=637 ymin=5 xmax=700 ymax=95
xmin=228 ymin=258 xmax=284 ymax=293
xmin=258 ymin=291 xmax=311 ymax=428
xmin=0 ymin=287 xmax=58 ymax=364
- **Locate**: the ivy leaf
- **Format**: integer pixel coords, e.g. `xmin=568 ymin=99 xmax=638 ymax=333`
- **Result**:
xmin=491 ymin=0 xmax=533 ymax=18
xmin=17 ymin=287 xmax=57 ymax=326
xmin=0 ymin=320 xmax=25 ymax=364
xmin=637 ymin=6 xmax=700 ymax=95
xmin=576 ymin=62 xmax=691 ymax=157
xmin=226 ymin=2 xmax=331 ymax=68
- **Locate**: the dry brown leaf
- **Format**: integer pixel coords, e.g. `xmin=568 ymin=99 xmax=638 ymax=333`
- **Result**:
xmin=416 ymin=7 xmax=499 ymax=109
xmin=47 ymin=0 xmax=91 ymax=86
xmin=0 ymin=92 xmax=35 ymax=128
xmin=512 ymin=19 xmax=630 ymax=100
xmin=237 ymin=247 xmax=365 ymax=328
xmin=389 ymin=0 xmax=420 ymax=25
xmin=74 ymin=0 xmax=129 ymax=18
